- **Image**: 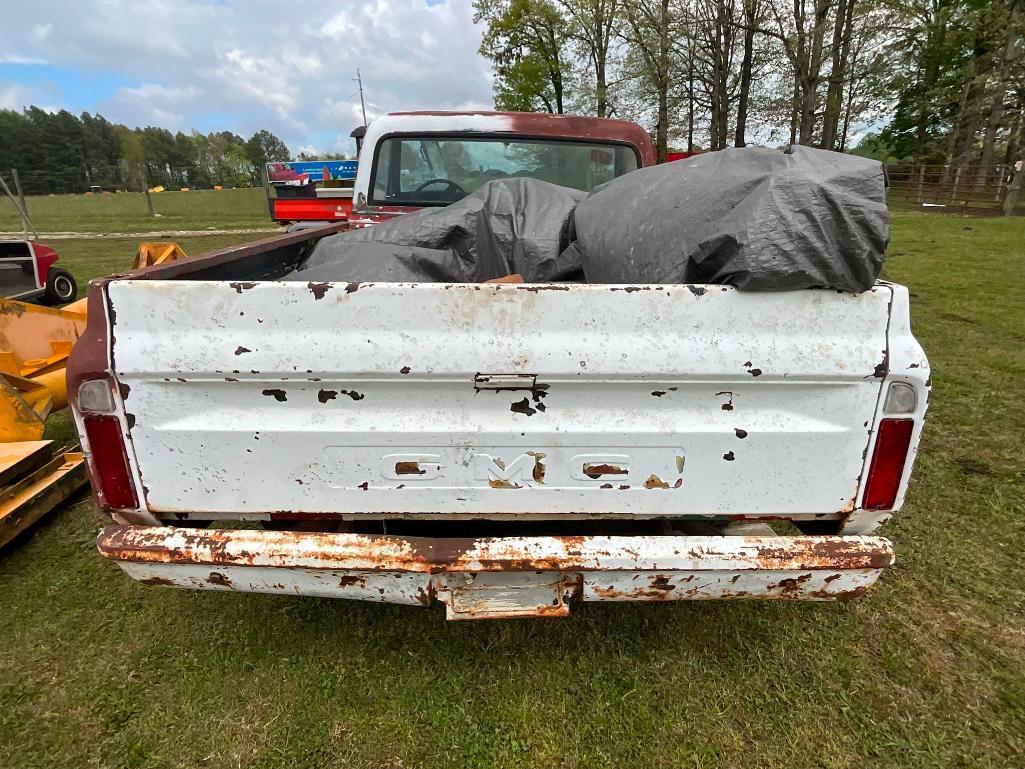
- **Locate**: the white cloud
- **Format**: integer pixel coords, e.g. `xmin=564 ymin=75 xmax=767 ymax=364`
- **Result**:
xmin=0 ymin=54 xmax=49 ymax=64
xmin=30 ymin=22 xmax=52 ymax=42
xmin=0 ymin=0 xmax=492 ymax=155
xmin=0 ymin=84 xmax=32 ymax=110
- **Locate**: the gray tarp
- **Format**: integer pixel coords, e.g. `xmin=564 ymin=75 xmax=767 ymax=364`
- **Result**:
xmin=288 ymin=177 xmax=584 ymax=283
xmin=289 ymin=145 xmax=888 ymax=293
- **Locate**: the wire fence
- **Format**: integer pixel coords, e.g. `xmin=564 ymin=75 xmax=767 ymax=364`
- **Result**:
xmin=885 ymin=164 xmax=1024 ymax=216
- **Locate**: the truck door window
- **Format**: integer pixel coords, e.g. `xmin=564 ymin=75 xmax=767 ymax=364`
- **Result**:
xmin=371 ymin=136 xmax=639 ymax=206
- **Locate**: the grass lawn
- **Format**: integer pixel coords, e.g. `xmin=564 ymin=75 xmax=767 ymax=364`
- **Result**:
xmin=0 ymin=188 xmax=270 ymax=234
xmin=1 ymin=212 xmax=1023 ymax=768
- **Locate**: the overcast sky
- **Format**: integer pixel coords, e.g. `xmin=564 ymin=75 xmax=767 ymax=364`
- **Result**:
xmin=0 ymin=0 xmax=493 ymax=156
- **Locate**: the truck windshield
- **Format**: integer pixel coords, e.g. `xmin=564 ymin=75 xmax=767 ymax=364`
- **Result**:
xmin=371 ymin=136 xmax=639 ymax=206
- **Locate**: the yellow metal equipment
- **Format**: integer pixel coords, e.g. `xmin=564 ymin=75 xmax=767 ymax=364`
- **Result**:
xmin=0 ymin=243 xmax=189 ymax=547
xmin=134 ymin=241 xmax=187 ymax=269
xmin=0 ymin=298 xmax=89 ymax=546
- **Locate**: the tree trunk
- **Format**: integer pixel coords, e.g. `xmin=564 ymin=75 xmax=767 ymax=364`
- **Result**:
xmin=821 ymin=0 xmax=854 ymax=150
xmin=913 ymin=18 xmax=946 ymax=162
xmin=656 ymin=0 xmax=670 ymax=162
xmin=688 ymin=38 xmax=696 ymax=153
xmin=734 ymin=0 xmax=757 ymax=147
xmin=789 ymin=72 xmax=800 ymax=145
xmin=977 ymin=1 xmax=1021 ymax=189
xmin=944 ymin=49 xmax=985 ymax=181
xmin=798 ymin=0 xmax=830 ymax=145
xmin=1002 ymin=93 xmax=1023 ymax=168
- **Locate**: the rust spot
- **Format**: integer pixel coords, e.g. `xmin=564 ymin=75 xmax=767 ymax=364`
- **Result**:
xmin=619 ymin=484 xmax=630 ymax=490
xmin=687 ymin=285 xmax=706 ymax=297
xmin=600 ymin=483 xmax=614 ymax=489
xmin=651 ymin=390 xmax=667 ymax=397
xmin=345 ymin=282 xmax=360 ymax=294
xmin=519 ymin=284 xmax=570 ymax=292
xmin=650 ymin=575 xmax=675 ymax=590
xmin=318 ymin=389 xmax=337 ymax=403
xmin=584 ymin=463 xmax=627 ymax=478
xmin=307 ymin=281 xmax=331 ymax=300
xmin=224 ymin=377 xmax=238 ymax=382
xmin=734 ymin=428 xmax=748 ymax=439
xmin=234 ymin=346 xmax=251 ymax=355
xmin=229 ymin=281 xmax=257 ymax=293
xmin=139 ymin=576 xmax=176 ymax=587
xmin=717 ymin=391 xmax=734 ymax=410
xmin=644 ymin=474 xmax=669 ymax=489
xmin=824 ymin=574 xmax=842 ymax=583
xmin=338 ymin=574 xmax=366 ymax=588
xmin=125 ymin=412 xmax=136 ymax=429
xmin=400 ymin=366 xmax=411 ymax=374
xmin=357 ymin=482 xmax=369 ymax=491
xmin=769 ymin=573 xmax=813 ymax=595
xmin=489 ymin=479 xmax=522 ymax=489
xmin=262 ymin=388 xmax=287 ymax=402
xmin=510 ymin=397 xmax=536 ymax=416
xmin=749 ymin=368 xmax=762 ymax=377
xmin=395 ymin=461 xmax=425 ymax=476
xmin=527 ymin=451 xmax=547 ymax=483
xmin=723 ymin=451 xmax=735 ymax=461
xmin=340 ymin=389 xmax=364 ymax=401
xmin=873 ymin=355 xmax=889 ymax=378
xmin=673 ymin=478 xmax=683 ymax=488
xmin=207 ymin=571 xmax=232 ymax=587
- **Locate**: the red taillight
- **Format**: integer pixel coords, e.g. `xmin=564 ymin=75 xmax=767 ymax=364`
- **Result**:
xmin=862 ymin=418 xmax=914 ymax=510
xmin=83 ymin=414 xmax=138 ymax=509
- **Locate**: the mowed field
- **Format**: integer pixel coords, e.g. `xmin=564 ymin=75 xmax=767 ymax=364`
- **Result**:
xmin=0 ymin=188 xmax=270 ymax=233
xmin=1 ymin=211 xmax=1023 ymax=769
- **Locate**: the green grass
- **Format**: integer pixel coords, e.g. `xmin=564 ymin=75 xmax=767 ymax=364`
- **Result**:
xmin=0 ymin=188 xmax=270 ymax=234
xmin=2 ymin=212 xmax=1024 ymax=768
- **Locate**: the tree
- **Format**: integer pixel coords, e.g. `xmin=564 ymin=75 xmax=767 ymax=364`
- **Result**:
xmin=244 ymin=129 xmax=291 ymax=178
xmin=621 ymin=0 xmax=678 ymax=161
xmin=474 ymin=0 xmax=572 ymax=113
xmin=556 ymin=0 xmax=621 ymax=116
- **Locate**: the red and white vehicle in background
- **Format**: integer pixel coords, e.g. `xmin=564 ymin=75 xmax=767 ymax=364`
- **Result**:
xmin=0 ymin=240 xmax=77 ymax=304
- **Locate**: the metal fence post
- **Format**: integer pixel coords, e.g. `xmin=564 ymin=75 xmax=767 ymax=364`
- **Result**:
xmin=1004 ymin=165 xmax=1023 ymax=216
xmin=11 ymin=168 xmax=27 ymax=216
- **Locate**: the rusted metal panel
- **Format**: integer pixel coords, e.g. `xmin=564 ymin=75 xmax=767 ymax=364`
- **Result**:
xmin=106 ymin=280 xmax=896 ymax=520
xmin=98 ymin=526 xmax=894 ymax=572
xmin=98 ymin=526 xmax=893 ymax=617
xmin=103 ymin=526 xmax=893 ymax=571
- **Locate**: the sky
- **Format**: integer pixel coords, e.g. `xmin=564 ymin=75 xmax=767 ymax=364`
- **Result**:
xmin=0 ymin=0 xmax=493 ymax=156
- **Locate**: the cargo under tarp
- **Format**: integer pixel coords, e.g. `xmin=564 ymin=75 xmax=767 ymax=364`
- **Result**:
xmin=286 ymin=145 xmax=888 ymax=293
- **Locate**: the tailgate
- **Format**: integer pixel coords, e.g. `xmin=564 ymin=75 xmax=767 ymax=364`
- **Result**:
xmin=107 ymin=280 xmax=892 ymax=519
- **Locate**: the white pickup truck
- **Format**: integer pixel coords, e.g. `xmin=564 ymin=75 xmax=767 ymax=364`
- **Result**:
xmin=68 ymin=112 xmax=930 ymax=619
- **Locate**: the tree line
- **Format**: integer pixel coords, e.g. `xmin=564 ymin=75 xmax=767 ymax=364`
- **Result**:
xmin=473 ymin=0 xmax=1025 ymax=174
xmin=0 ymin=107 xmax=294 ymax=195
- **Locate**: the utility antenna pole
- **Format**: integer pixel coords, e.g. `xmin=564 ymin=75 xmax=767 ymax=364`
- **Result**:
xmin=355 ymin=68 xmax=368 ymax=127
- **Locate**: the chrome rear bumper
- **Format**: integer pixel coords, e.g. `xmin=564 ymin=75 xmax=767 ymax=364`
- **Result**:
xmin=98 ymin=525 xmax=894 ymax=620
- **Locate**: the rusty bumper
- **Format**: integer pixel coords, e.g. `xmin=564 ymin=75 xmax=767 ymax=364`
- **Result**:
xmin=97 ymin=526 xmax=894 ymax=620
